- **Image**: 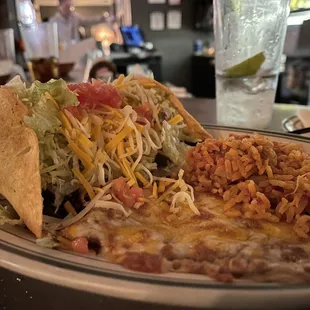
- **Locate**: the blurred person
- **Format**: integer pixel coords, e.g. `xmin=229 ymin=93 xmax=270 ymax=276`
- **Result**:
xmin=16 ymin=0 xmax=37 ymax=25
xmin=89 ymin=59 xmax=118 ymax=83
xmin=284 ymin=61 xmax=309 ymax=105
xmin=50 ymin=0 xmax=109 ymax=44
xmin=31 ymin=0 xmax=42 ymax=22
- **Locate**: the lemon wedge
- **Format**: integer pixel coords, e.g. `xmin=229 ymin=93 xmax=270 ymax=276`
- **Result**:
xmin=224 ymin=52 xmax=265 ymax=77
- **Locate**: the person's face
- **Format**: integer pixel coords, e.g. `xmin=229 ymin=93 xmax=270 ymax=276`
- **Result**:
xmin=287 ymin=67 xmax=297 ymax=89
xmin=60 ymin=0 xmax=73 ymax=17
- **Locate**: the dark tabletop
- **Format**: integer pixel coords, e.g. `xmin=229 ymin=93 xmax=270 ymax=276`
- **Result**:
xmin=0 ymin=98 xmax=305 ymax=310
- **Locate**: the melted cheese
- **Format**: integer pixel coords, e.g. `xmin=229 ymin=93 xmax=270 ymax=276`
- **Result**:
xmin=260 ymin=222 xmax=299 ymax=242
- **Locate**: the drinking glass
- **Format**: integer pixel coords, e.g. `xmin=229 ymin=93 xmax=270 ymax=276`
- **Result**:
xmin=214 ymin=0 xmax=290 ymax=129
xmin=0 ymin=29 xmax=15 ymax=81
xmin=21 ymin=22 xmax=59 ymax=82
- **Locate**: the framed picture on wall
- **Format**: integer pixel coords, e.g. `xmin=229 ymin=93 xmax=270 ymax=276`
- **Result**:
xmin=37 ymin=0 xmax=113 ymax=5
xmin=167 ymin=10 xmax=182 ymax=29
xmin=148 ymin=0 xmax=166 ymax=3
xmin=150 ymin=11 xmax=165 ymax=31
xmin=168 ymin=0 xmax=181 ymax=5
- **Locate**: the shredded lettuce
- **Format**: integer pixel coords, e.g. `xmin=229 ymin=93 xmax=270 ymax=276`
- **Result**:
xmin=28 ymin=79 xmax=78 ymax=109
xmin=140 ymin=150 xmax=157 ymax=169
xmin=159 ymin=100 xmax=199 ymax=144
xmin=36 ymin=236 xmax=59 ymax=249
xmin=6 ymin=77 xmax=79 ymax=208
xmin=180 ymin=131 xmax=201 ymax=144
xmin=39 ymin=133 xmax=78 ymax=207
xmin=159 ymin=100 xmax=177 ymax=122
xmin=6 ymin=76 xmax=29 ymax=101
xmin=161 ymin=121 xmax=190 ymax=167
xmin=24 ymin=94 xmax=61 ymax=140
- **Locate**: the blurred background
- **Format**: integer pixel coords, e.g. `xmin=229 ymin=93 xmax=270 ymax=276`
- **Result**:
xmin=1 ymin=0 xmax=310 ymax=104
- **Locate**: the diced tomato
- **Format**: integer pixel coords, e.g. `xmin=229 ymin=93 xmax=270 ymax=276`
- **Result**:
xmin=135 ymin=103 xmax=152 ymax=122
xmin=112 ymin=178 xmax=144 ymax=208
xmin=66 ymin=106 xmax=82 ymax=118
xmin=130 ymin=186 xmax=143 ymax=200
xmin=72 ymin=237 xmax=89 ymax=254
xmin=67 ymin=80 xmax=121 ymax=117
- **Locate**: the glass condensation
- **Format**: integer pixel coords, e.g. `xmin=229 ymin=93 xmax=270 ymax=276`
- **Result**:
xmin=214 ymin=0 xmax=290 ymax=129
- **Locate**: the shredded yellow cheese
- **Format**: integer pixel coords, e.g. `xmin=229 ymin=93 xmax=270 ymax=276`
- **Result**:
xmin=123 ymin=159 xmax=137 ymax=185
xmin=105 ymin=126 xmax=133 ymax=153
xmin=152 ymin=182 xmax=158 ymax=199
xmin=127 ymin=179 xmax=136 ymax=187
xmin=135 ymin=172 xmax=149 ymax=187
xmin=59 ymin=111 xmax=73 ymax=132
xmin=77 ymin=132 xmax=93 ymax=148
xmin=64 ymin=201 xmax=77 ymax=215
xmin=58 ymin=128 xmax=70 ymax=140
xmin=141 ymin=83 xmax=157 ymax=89
xmin=97 ymin=150 xmax=108 ymax=165
xmin=158 ymin=181 xmax=166 ymax=193
xmin=117 ymin=141 xmax=125 ymax=156
xmin=116 ymin=145 xmax=136 ymax=185
xmin=134 ymin=122 xmax=144 ymax=133
xmin=93 ymin=187 xmax=103 ymax=193
xmin=94 ymin=149 xmax=103 ymax=166
xmin=68 ymin=141 xmax=93 ymax=169
xmin=115 ymin=74 xmax=125 ymax=86
xmin=92 ymin=124 xmax=102 ymax=141
xmin=86 ymin=120 xmax=92 ymax=136
xmin=103 ymin=105 xmax=123 ymax=118
xmin=126 ymin=146 xmax=133 ymax=153
xmin=45 ymin=92 xmax=60 ymax=109
xmin=168 ymin=115 xmax=184 ymax=125
xmin=72 ymin=168 xmax=95 ymax=199
xmin=55 ymin=80 xmax=198 ymax=218
xmin=79 ymin=143 xmax=95 ymax=160
xmin=157 ymin=181 xmax=180 ymax=203
xmin=82 ymin=164 xmax=95 ymax=180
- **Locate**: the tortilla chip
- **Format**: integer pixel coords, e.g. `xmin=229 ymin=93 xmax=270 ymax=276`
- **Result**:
xmin=134 ymin=77 xmax=212 ymax=141
xmin=0 ymin=88 xmax=42 ymax=238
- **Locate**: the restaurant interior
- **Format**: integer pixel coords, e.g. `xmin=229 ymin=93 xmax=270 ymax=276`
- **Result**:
xmin=4 ymin=1 xmax=310 ymax=310
xmin=0 ymin=0 xmax=309 ymax=104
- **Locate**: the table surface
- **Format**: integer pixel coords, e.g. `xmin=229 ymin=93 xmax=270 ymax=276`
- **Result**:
xmin=0 ymin=99 xmax=307 ymax=310
xmin=181 ymin=98 xmax=305 ymax=133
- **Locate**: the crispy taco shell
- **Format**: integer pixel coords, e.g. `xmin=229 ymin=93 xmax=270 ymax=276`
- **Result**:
xmin=0 ymin=88 xmax=42 ymax=238
xmin=134 ymin=77 xmax=212 ymax=141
